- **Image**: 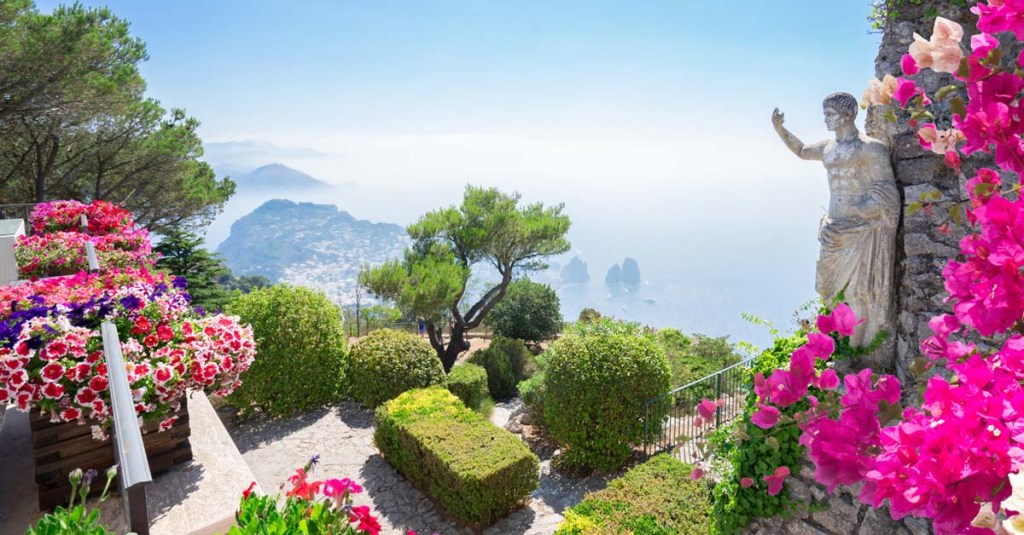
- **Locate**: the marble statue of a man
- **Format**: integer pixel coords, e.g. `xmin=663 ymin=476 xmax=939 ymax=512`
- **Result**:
xmin=772 ymin=92 xmax=899 ymax=350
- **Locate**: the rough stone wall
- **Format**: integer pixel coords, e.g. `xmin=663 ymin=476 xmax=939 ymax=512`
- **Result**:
xmin=867 ymin=2 xmax=978 ymax=399
xmin=744 ymin=462 xmax=932 ymax=535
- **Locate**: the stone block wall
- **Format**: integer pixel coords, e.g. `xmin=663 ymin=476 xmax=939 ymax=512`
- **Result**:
xmin=744 ymin=462 xmax=932 ymax=535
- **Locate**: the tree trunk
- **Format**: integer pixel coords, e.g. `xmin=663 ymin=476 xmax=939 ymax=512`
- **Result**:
xmin=440 ymin=323 xmax=470 ymax=373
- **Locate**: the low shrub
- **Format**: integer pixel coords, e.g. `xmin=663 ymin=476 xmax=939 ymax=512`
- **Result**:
xmin=658 ymin=329 xmax=743 ymax=387
xmin=374 ymin=387 xmax=540 ymax=527
xmin=446 ymin=363 xmax=489 ymax=410
xmin=544 ymin=319 xmax=671 ymax=471
xmin=225 ymin=284 xmax=348 ymax=418
xmin=517 ymin=350 xmax=550 ymax=427
xmin=469 ymin=336 xmax=535 ymax=399
xmin=556 ymin=454 xmax=712 ymax=535
xmin=348 ymin=329 xmax=446 ymax=408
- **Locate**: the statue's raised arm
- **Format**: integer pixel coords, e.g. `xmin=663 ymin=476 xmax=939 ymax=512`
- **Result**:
xmin=772 ymin=107 xmax=825 ymax=161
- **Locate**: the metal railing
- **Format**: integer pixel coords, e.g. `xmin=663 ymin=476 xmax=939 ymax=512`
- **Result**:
xmin=0 ymin=203 xmax=37 ymax=229
xmin=642 ymin=357 xmax=754 ymax=462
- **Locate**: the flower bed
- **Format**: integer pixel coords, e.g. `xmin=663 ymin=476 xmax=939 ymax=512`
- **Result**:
xmin=0 ymin=200 xmax=257 ymax=509
xmin=374 ymin=387 xmax=539 ymax=528
xmin=15 ymin=200 xmax=155 ymax=279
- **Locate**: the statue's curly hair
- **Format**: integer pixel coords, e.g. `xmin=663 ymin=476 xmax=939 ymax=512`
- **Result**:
xmin=822 ymin=92 xmax=858 ymax=119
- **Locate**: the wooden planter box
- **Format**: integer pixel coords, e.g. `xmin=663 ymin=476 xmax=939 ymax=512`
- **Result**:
xmin=30 ymin=402 xmax=193 ymax=511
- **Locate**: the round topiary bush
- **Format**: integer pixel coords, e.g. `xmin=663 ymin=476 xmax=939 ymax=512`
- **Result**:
xmin=348 ymin=329 xmax=446 ymax=407
xmin=468 ymin=336 xmax=535 ymax=399
xmin=544 ymin=320 xmax=671 ymax=471
xmin=484 ymin=279 xmax=562 ymax=343
xmin=226 ymin=284 xmax=348 ymax=417
xmin=446 ymin=363 xmax=490 ymax=410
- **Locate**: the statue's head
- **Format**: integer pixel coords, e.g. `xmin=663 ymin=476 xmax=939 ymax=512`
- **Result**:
xmin=822 ymin=92 xmax=857 ymax=131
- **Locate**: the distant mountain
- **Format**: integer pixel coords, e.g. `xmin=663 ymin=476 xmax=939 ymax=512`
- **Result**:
xmin=621 ymin=258 xmax=641 ymax=286
xmin=216 ymin=199 xmax=410 ymax=303
xmin=232 ymin=163 xmax=333 ymax=191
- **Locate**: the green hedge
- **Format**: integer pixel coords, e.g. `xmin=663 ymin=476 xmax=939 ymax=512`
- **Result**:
xmin=544 ymin=320 xmax=671 ymax=471
xmin=469 ymin=336 xmax=535 ymax=399
xmin=446 ymin=363 xmax=489 ymax=410
xmin=226 ymin=285 xmax=348 ymax=417
xmin=348 ymin=329 xmax=446 ymax=408
xmin=374 ymin=387 xmax=539 ymax=527
xmin=556 ymin=454 xmax=712 ymax=535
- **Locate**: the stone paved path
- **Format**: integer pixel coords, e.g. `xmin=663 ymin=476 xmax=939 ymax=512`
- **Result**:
xmin=228 ymin=399 xmax=611 ymax=535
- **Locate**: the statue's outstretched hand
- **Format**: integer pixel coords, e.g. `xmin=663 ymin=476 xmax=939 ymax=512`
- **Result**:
xmin=772 ymin=108 xmax=785 ymax=130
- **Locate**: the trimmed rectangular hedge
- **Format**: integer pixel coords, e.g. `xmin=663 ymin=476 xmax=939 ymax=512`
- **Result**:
xmin=556 ymin=454 xmax=712 ymax=535
xmin=374 ymin=386 xmax=539 ymax=527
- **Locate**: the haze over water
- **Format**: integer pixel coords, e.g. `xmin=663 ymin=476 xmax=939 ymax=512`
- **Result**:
xmin=42 ymin=0 xmax=886 ymax=350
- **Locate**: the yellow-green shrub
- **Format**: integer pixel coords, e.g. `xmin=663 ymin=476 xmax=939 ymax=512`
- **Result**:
xmin=557 ymin=454 xmax=711 ymax=535
xmin=374 ymin=387 xmax=539 ymax=527
xmin=446 ymin=363 xmax=489 ymax=410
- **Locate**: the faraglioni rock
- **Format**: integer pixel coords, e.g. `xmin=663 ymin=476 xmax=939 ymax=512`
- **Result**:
xmin=621 ymin=257 xmax=641 ymax=286
xmin=772 ymin=92 xmax=898 ymax=365
xmin=560 ymin=256 xmax=590 ymax=284
xmin=605 ymin=264 xmax=622 ymax=285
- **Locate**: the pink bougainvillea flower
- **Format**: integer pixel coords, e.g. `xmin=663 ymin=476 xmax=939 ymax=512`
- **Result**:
xmin=764 ymin=466 xmax=791 ymax=496
xmin=971 ymin=32 xmax=1000 ymax=56
xmin=740 ymin=477 xmax=754 ymax=488
xmin=909 ymin=17 xmax=964 ymax=74
xmin=860 ymin=74 xmax=899 ymax=108
xmin=751 ymin=404 xmax=781 ymax=429
xmin=697 ymin=398 xmax=718 ymax=421
xmin=804 ymin=332 xmax=836 ymax=360
xmin=814 ymin=369 xmax=840 ymax=390
xmin=901 ymin=53 xmax=920 ymax=75
xmin=893 ymin=78 xmax=921 ymax=107
xmin=690 ymin=466 xmax=705 ymax=480
xmin=918 ymin=124 xmax=967 ymax=155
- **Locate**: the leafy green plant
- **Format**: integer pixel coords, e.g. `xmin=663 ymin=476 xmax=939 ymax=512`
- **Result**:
xmin=28 ymin=466 xmax=118 ymax=535
xmin=657 ymin=329 xmax=742 ymax=387
xmin=469 ymin=336 xmax=536 ymax=399
xmin=710 ymin=331 xmax=809 ymax=535
xmin=348 ymin=329 xmax=446 ymax=408
xmin=230 ymin=456 xmax=381 ymax=535
xmin=544 ymin=319 xmax=671 ymax=471
xmin=556 ymin=454 xmax=711 ymax=535
xmin=446 ymin=362 xmax=490 ymax=410
xmin=517 ymin=349 xmax=550 ymax=428
xmin=226 ymin=284 xmax=348 ymax=417
xmin=374 ymin=387 xmax=539 ymax=527
xmin=483 ymin=279 xmax=562 ymax=343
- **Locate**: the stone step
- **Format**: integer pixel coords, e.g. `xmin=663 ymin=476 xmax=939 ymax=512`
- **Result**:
xmin=0 ymin=392 xmax=258 ymax=535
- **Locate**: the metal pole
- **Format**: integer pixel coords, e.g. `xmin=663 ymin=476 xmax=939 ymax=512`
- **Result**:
xmin=715 ymin=372 xmax=723 ymax=428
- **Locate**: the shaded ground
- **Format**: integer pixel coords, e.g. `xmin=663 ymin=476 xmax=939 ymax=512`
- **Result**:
xmin=227 ymin=398 xmax=610 ymax=535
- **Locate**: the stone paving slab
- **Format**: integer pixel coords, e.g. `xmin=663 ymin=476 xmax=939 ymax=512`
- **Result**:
xmin=0 ymin=392 xmax=258 ymax=535
xmin=229 ymin=399 xmax=611 ymax=535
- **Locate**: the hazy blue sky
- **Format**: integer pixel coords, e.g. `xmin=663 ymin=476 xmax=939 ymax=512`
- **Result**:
xmin=37 ymin=0 xmax=886 ymax=343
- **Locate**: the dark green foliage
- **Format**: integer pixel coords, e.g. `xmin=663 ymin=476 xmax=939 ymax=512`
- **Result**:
xmin=577 ymin=307 xmax=602 ymax=323
xmin=360 ymin=185 xmax=571 ymax=373
xmin=544 ymin=320 xmax=671 ymax=471
xmin=657 ymin=328 xmax=743 ymax=387
xmin=711 ymin=331 xmax=810 ymax=535
xmin=226 ymin=285 xmax=348 ymax=417
xmin=374 ymin=387 xmax=540 ymax=527
xmin=446 ymin=363 xmax=489 ymax=410
xmin=556 ymin=454 xmax=712 ymax=535
xmin=0 ymin=2 xmax=234 ymax=230
xmin=484 ymin=279 xmax=562 ymax=343
xmin=516 ymin=350 xmax=550 ymax=428
xmin=154 ymin=229 xmax=231 ymax=311
xmin=216 ymin=274 xmax=272 ymax=294
xmin=468 ymin=336 xmax=536 ymax=399
xmin=348 ymin=329 xmax=446 ymax=408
